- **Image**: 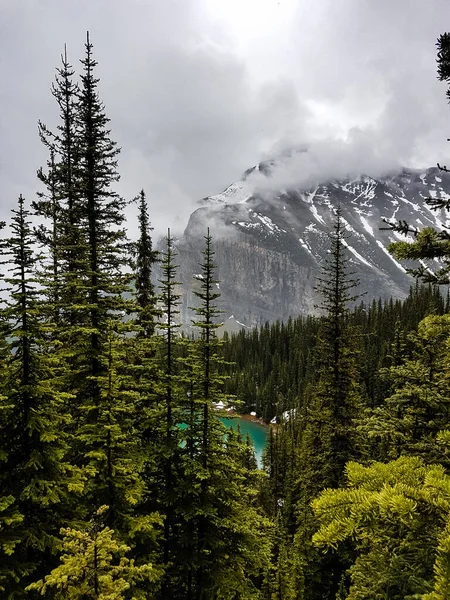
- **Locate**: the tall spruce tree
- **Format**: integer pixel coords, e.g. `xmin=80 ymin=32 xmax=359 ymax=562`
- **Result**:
xmin=154 ymin=230 xmax=183 ymax=598
xmin=361 ymin=313 xmax=450 ymax=467
xmin=126 ymin=191 xmax=163 ymax=583
xmin=35 ymin=36 xmax=160 ymax=586
xmin=305 ymin=206 xmax=362 ymax=490
xmin=292 ymin=208 xmax=363 ymax=600
xmin=34 ymin=44 xmax=84 ymax=329
xmin=134 ymin=189 xmax=159 ymax=338
xmin=180 ymin=230 xmax=271 ymax=600
xmin=35 ymin=34 xmax=143 ymax=542
xmin=76 ymin=31 xmax=131 ymax=400
xmin=0 ymin=196 xmax=83 ymax=597
xmin=191 ymin=229 xmax=225 ymax=597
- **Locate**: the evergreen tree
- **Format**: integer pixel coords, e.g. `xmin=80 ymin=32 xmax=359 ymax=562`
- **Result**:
xmin=0 ymin=195 xmax=83 ymax=597
xmin=124 ymin=192 xmax=163 ymax=584
xmin=77 ymin=321 xmax=146 ymax=529
xmin=58 ymin=34 xmax=138 ymax=535
xmin=361 ymin=313 xmax=450 ymax=467
xmin=34 ymin=44 xmax=84 ymax=328
xmin=154 ymin=230 xmax=183 ymax=597
xmin=304 ymin=207 xmax=362 ymax=491
xmin=34 ymin=35 xmax=147 ymax=554
xmin=292 ymin=208 xmax=363 ymax=600
xmin=27 ymin=506 xmax=161 ymax=599
xmin=133 ymin=189 xmax=159 ymax=339
xmin=76 ymin=31 xmax=131 ymax=401
xmin=312 ymin=456 xmax=450 ymax=600
xmin=386 ymin=33 xmax=450 ymax=283
xmin=179 ymin=230 xmax=271 ymax=600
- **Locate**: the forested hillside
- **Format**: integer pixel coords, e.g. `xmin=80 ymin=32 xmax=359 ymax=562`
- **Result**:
xmin=222 ymin=283 xmax=448 ymax=422
xmin=3 ymin=29 xmax=450 ymax=600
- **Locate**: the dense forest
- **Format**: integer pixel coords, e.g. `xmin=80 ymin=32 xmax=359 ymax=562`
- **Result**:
xmin=3 ymin=30 xmax=450 ymax=600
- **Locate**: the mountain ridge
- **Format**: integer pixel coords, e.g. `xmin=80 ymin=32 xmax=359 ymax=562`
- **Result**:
xmin=171 ymin=159 xmax=450 ymax=328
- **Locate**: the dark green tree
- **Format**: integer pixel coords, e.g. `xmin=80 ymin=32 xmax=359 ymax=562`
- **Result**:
xmin=54 ymin=34 xmax=140 ymax=536
xmin=179 ymin=230 xmax=271 ymax=600
xmin=34 ymin=45 xmax=84 ymax=329
xmin=292 ymin=208 xmax=363 ymax=600
xmin=0 ymin=196 xmax=83 ymax=597
xmin=76 ymin=31 xmax=131 ymax=401
xmin=154 ymin=230 xmax=183 ymax=597
xmin=133 ymin=189 xmax=159 ymax=339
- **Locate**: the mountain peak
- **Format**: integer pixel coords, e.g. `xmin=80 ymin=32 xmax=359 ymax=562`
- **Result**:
xmin=178 ymin=163 xmax=450 ymax=327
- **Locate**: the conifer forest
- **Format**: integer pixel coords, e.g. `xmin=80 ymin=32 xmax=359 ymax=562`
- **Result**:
xmin=5 ymin=29 xmax=450 ymax=600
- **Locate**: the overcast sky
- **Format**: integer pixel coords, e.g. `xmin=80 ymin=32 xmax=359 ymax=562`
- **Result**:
xmin=1 ymin=0 xmax=450 ymax=236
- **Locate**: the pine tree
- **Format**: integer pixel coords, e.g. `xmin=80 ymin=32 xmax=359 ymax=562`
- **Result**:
xmin=178 ymin=230 xmax=271 ymax=599
xmin=77 ymin=321 xmax=146 ymax=529
xmin=361 ymin=313 xmax=450 ymax=467
xmin=312 ymin=456 xmax=450 ymax=600
xmin=27 ymin=506 xmax=161 ymax=599
xmin=133 ymin=189 xmax=159 ymax=339
xmin=153 ymin=230 xmax=183 ymax=597
xmin=48 ymin=34 xmax=141 ymax=537
xmin=34 ymin=44 xmax=85 ymax=329
xmin=76 ymin=31 xmax=131 ymax=403
xmin=35 ymin=36 xmax=148 ymax=556
xmin=305 ymin=206 xmax=362 ymax=490
xmin=292 ymin=208 xmax=363 ymax=600
xmin=0 ymin=195 xmax=83 ymax=596
xmin=124 ymin=192 xmax=163 ymax=581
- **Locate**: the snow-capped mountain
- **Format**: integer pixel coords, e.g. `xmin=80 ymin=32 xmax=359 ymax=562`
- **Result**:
xmin=173 ymin=158 xmax=450 ymax=328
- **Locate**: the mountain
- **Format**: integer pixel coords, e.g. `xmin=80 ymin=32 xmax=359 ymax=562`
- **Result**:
xmin=171 ymin=154 xmax=450 ymax=328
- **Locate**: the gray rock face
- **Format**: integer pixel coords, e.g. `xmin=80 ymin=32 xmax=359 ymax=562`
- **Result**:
xmin=172 ymin=161 xmax=450 ymax=328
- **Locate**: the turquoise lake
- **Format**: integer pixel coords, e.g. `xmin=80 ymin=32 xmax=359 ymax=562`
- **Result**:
xmin=179 ymin=417 xmax=269 ymax=467
xmin=220 ymin=417 xmax=269 ymax=468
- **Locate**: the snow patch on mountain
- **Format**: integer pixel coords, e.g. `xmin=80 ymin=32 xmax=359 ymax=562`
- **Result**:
xmin=178 ymin=160 xmax=450 ymax=326
xmin=360 ymin=216 xmax=374 ymax=237
xmin=376 ymin=240 xmax=407 ymax=273
xmin=342 ymin=239 xmax=374 ymax=268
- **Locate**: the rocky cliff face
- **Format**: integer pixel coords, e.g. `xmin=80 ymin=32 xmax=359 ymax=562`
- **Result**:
xmin=171 ymin=157 xmax=450 ymax=328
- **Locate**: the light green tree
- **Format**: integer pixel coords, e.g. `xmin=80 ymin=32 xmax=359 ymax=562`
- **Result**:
xmin=312 ymin=454 xmax=450 ymax=600
xmin=27 ymin=506 xmax=161 ymax=599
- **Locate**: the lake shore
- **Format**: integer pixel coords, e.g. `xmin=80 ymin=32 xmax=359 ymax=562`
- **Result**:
xmin=235 ymin=413 xmax=268 ymax=427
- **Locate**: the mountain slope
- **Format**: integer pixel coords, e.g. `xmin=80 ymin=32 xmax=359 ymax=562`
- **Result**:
xmin=173 ymin=160 xmax=450 ymax=327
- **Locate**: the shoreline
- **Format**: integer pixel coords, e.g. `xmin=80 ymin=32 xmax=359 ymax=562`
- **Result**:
xmin=225 ymin=412 xmax=268 ymax=427
xmin=239 ymin=413 xmax=267 ymax=426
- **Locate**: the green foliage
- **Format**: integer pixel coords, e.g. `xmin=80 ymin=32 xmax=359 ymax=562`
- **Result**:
xmin=291 ymin=208 xmax=363 ymax=600
xmin=27 ymin=506 xmax=161 ymax=599
xmin=223 ymin=284 xmax=445 ymax=422
xmin=313 ymin=456 xmax=450 ymax=599
xmin=133 ymin=189 xmax=159 ymax=339
xmin=76 ymin=322 xmax=146 ymax=529
xmin=0 ymin=196 xmax=84 ymax=596
xmin=0 ymin=496 xmax=23 ymax=594
xmin=171 ymin=230 xmax=273 ymax=599
xmin=360 ymin=313 xmax=450 ymax=465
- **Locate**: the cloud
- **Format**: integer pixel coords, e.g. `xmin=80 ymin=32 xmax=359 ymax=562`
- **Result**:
xmin=1 ymin=0 xmax=450 ymax=238
xmin=247 ymin=135 xmax=400 ymax=198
